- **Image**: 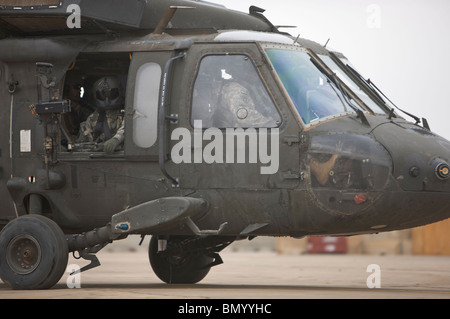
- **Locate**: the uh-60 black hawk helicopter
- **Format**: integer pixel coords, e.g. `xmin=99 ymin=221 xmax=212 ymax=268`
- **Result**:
xmin=0 ymin=0 xmax=449 ymax=290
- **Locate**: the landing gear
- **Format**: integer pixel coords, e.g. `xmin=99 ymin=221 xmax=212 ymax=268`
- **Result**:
xmin=148 ymin=235 xmax=233 ymax=284
xmin=0 ymin=215 xmax=68 ymax=290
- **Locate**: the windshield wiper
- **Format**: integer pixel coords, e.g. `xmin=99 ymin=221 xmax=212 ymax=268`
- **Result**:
xmin=309 ymin=56 xmax=370 ymax=126
xmin=345 ymin=64 xmax=421 ymax=125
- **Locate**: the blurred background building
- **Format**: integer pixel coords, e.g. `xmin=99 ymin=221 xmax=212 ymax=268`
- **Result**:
xmin=275 ymin=219 xmax=450 ymax=255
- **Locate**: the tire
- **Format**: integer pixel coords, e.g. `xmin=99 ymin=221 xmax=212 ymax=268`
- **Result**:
xmin=149 ymin=236 xmax=212 ymax=284
xmin=0 ymin=214 xmax=69 ymax=290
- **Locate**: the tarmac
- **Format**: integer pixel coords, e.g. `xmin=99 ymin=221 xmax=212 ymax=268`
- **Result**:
xmin=0 ymin=237 xmax=449 ymax=300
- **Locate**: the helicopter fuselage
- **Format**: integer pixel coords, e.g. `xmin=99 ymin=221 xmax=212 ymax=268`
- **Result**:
xmin=1 ymin=0 xmax=449 ymax=290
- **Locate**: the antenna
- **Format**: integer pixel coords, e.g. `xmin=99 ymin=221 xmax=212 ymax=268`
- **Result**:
xmin=324 ymin=38 xmax=330 ymax=48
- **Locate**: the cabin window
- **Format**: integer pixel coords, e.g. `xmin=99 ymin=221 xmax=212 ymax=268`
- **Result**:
xmin=132 ymin=62 xmax=161 ymax=148
xmin=191 ymin=54 xmax=281 ymax=128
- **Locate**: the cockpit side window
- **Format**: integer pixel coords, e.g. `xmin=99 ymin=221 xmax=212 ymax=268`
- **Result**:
xmin=191 ymin=54 xmax=281 ymax=128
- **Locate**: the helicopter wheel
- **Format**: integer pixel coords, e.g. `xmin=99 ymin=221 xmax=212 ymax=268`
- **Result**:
xmin=148 ymin=235 xmax=213 ymax=284
xmin=0 ymin=214 xmax=68 ymax=290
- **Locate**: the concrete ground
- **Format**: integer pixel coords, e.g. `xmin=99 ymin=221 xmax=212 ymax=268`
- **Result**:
xmin=0 ymin=236 xmax=449 ymax=299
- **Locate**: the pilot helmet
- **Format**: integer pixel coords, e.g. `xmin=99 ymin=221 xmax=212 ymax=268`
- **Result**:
xmin=93 ymin=76 xmax=122 ymax=110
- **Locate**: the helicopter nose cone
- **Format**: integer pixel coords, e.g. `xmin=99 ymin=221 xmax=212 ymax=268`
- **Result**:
xmin=372 ymin=121 xmax=450 ymax=193
xmin=303 ymin=119 xmax=450 ymax=235
xmin=371 ymin=120 xmax=450 ymax=227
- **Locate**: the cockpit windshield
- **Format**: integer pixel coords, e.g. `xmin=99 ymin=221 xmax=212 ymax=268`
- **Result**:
xmin=318 ymin=55 xmax=387 ymax=115
xmin=265 ymin=48 xmax=354 ymax=125
xmin=264 ymin=47 xmax=387 ymax=126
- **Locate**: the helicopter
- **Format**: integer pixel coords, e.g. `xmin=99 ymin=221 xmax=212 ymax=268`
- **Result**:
xmin=1 ymin=0 xmax=450 ymax=290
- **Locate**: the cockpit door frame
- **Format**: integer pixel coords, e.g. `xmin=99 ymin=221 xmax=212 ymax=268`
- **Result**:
xmin=171 ymin=42 xmax=303 ymax=190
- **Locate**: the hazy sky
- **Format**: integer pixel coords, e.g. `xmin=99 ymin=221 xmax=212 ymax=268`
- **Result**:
xmin=213 ymin=0 xmax=450 ymax=139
